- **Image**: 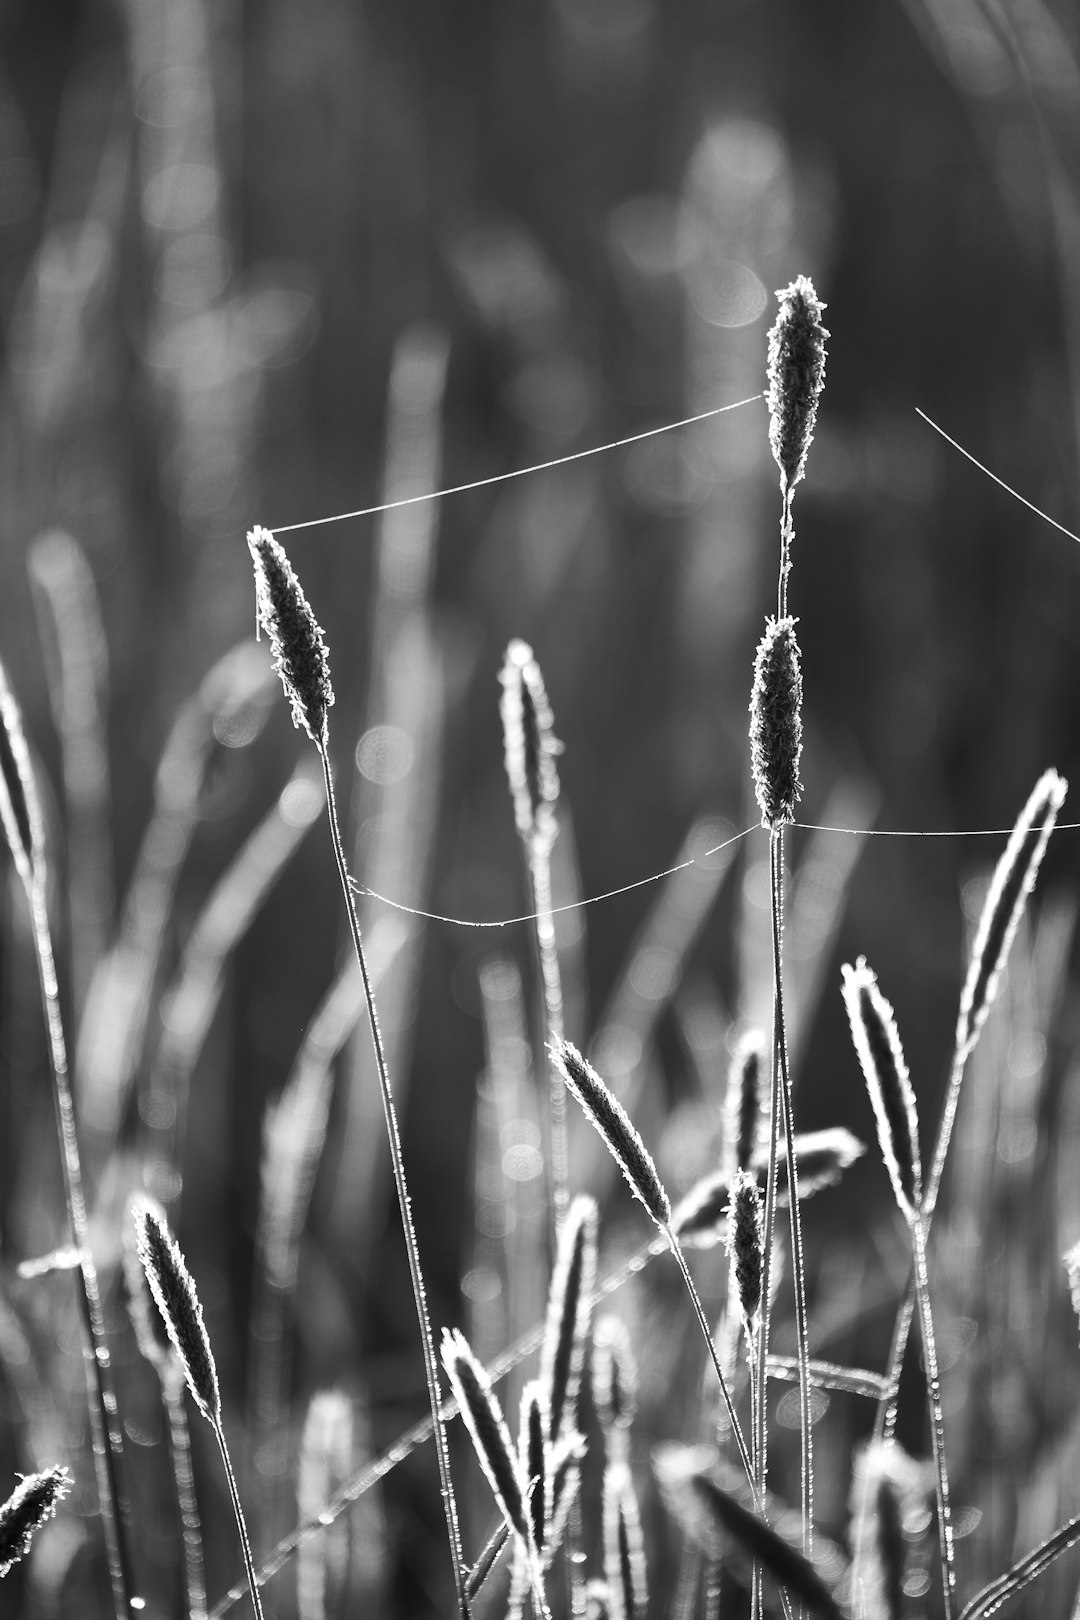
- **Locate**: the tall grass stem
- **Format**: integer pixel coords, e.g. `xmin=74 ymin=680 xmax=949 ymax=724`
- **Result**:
xmin=911 ymin=1215 xmax=955 ymax=1620
xmin=213 ymin=1421 xmax=265 ymax=1619
xmin=762 ymin=831 xmax=813 ymax=1551
xmin=28 ymin=879 xmax=134 ymax=1618
xmin=164 ymin=1372 xmax=208 ymax=1620
xmin=317 ymin=744 xmax=470 ymax=1620
xmin=529 ymin=845 xmax=570 ymax=1233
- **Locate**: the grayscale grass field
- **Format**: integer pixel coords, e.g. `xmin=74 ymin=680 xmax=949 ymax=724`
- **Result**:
xmin=0 ymin=4 xmax=1078 ymax=1618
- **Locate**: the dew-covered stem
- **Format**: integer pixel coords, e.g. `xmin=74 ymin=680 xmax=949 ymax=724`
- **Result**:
xmin=318 ymin=745 xmax=470 ymax=1620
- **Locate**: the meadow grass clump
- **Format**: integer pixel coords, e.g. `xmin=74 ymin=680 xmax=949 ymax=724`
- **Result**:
xmin=6 ymin=250 xmax=1080 ymax=1620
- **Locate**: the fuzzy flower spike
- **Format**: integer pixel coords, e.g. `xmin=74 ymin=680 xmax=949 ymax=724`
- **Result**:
xmin=766 ymin=276 xmax=828 ymax=498
xmin=248 ymin=527 xmax=334 ymax=746
xmin=749 ymin=616 xmax=803 ymax=829
xmin=0 ymin=1467 xmax=71 ymax=1578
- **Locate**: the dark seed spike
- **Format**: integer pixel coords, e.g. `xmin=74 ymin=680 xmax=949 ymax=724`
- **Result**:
xmin=749 ymin=617 xmax=803 ymax=830
xmin=499 ymin=640 xmax=562 ymax=853
xmin=957 ymin=769 xmax=1066 ymax=1057
xmin=656 ymin=1449 xmax=843 ymax=1619
xmin=442 ymin=1328 xmax=531 ymax=1546
xmin=671 ymin=1169 xmax=732 ymax=1249
xmin=592 ymin=1316 xmax=638 ymax=1435
xmin=550 ymin=1040 xmax=671 ymax=1228
xmin=603 ymin=1463 xmax=647 ymax=1620
xmin=541 ymin=1195 xmax=597 ymax=1442
xmin=726 ymin=1031 xmax=765 ymax=1177
xmin=754 ymin=1127 xmax=866 ymax=1206
xmin=122 ymin=1193 xmax=179 ymax=1380
xmin=727 ymin=1170 xmax=763 ymax=1332
xmin=544 ymin=1434 xmax=586 ymax=1568
xmin=247 ymin=527 xmax=334 ymax=746
xmin=766 ymin=275 xmax=829 ymax=497
xmin=0 ymin=1466 xmax=71 ymax=1578
xmin=842 ymin=960 xmax=922 ymax=1220
xmin=133 ymin=1197 xmax=220 ymax=1424
xmin=850 ymin=1440 xmax=926 ymax=1620
xmin=519 ymin=1382 xmax=548 ymax=1552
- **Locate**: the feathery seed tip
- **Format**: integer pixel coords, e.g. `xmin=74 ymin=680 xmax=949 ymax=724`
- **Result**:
xmin=247 ymin=527 xmax=334 ymax=745
xmin=766 ymin=276 xmax=829 ymax=496
xmin=749 ymin=617 xmax=803 ymax=829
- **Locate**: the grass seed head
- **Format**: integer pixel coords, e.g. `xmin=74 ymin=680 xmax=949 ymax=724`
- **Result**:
xmin=592 ymin=1316 xmax=638 ymax=1436
xmin=727 ymin=1169 xmax=764 ymax=1334
xmin=656 ymin=1448 xmax=843 ymax=1618
xmin=725 ymin=1031 xmax=765 ymax=1177
xmin=550 ymin=1040 xmax=671 ymax=1228
xmin=957 ymin=768 xmax=1067 ymax=1058
xmin=499 ymin=639 xmax=562 ymax=854
xmin=749 ymin=617 xmax=803 ymax=829
xmin=849 ymin=1440 xmax=928 ymax=1620
xmin=541 ymin=1193 xmax=598 ymax=1442
xmin=132 ymin=1196 xmax=221 ymax=1424
xmin=0 ymin=1466 xmax=71 ymax=1578
xmin=441 ymin=1327 xmax=531 ymax=1546
xmin=519 ymin=1381 xmax=549 ymax=1552
xmin=603 ymin=1461 xmax=648 ymax=1620
xmin=544 ymin=1432 xmax=587 ymax=1570
xmin=752 ymin=1127 xmax=866 ymax=1206
xmin=767 ymin=275 xmax=829 ymax=496
xmin=247 ymin=527 xmax=334 ymax=746
xmin=671 ymin=1168 xmax=732 ymax=1249
xmin=842 ymin=959 xmax=922 ymax=1221
xmin=122 ymin=1192 xmax=180 ymax=1382
xmin=0 ymin=660 xmax=44 ymax=889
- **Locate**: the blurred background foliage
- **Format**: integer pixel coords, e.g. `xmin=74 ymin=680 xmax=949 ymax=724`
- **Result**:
xmin=0 ymin=0 xmax=1080 ymax=1614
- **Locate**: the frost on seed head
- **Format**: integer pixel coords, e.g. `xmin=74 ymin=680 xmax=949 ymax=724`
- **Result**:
xmin=132 ymin=1196 xmax=221 ymax=1424
xmin=248 ymin=527 xmax=335 ymax=746
xmin=842 ymin=959 xmax=922 ymax=1222
xmin=551 ymin=1039 xmax=671 ymax=1229
xmin=441 ymin=1327 xmax=532 ymax=1547
xmin=766 ymin=276 xmax=828 ymax=497
xmin=749 ymin=617 xmax=803 ymax=829
xmin=0 ymin=1466 xmax=71 ymax=1577
xmin=499 ymin=639 xmax=562 ymax=854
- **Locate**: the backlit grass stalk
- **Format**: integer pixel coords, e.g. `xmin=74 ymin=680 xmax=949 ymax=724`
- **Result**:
xmin=133 ymin=1198 xmax=262 ymax=1619
xmin=842 ymin=959 xmax=954 ymax=1620
xmin=163 ymin=1370 xmax=209 ymax=1620
xmin=0 ymin=659 xmax=134 ymax=1620
xmin=874 ymin=768 xmax=1066 ymax=1445
xmin=124 ymin=1191 xmax=207 ymax=1620
xmin=550 ymin=1039 xmax=756 ymax=1494
xmin=248 ymin=527 xmax=469 ymax=1620
xmin=910 ymin=1215 xmax=955 ymax=1620
xmin=749 ymin=612 xmax=812 ymax=1555
xmin=766 ymin=277 xmax=828 ymax=617
xmin=500 ymin=639 xmax=569 ymax=1233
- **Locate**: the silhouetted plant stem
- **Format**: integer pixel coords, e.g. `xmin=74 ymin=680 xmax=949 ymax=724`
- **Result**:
xmin=911 ymin=1215 xmax=956 ymax=1620
xmin=163 ymin=1370 xmax=208 ymax=1620
xmin=318 ymin=744 xmax=470 ymax=1620
xmin=213 ymin=1420 xmax=264 ymax=1620
xmin=526 ymin=847 xmax=584 ymax=1620
xmin=666 ymin=1233 xmax=755 ymax=1491
xmin=28 ymin=879 xmax=134 ymax=1619
xmin=528 ymin=845 xmax=569 ymax=1234
xmin=757 ymin=831 xmax=813 ymax=1556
